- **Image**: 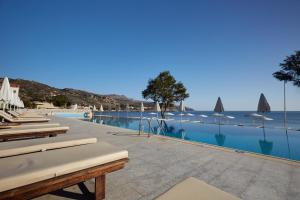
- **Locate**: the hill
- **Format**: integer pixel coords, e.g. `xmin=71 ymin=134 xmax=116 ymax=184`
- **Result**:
xmin=0 ymin=78 xmax=146 ymax=109
xmin=0 ymin=78 xmax=194 ymax=111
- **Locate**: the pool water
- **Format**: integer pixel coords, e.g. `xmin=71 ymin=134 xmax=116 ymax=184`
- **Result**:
xmin=53 ymin=112 xmax=85 ymax=118
xmin=89 ymin=115 xmax=300 ymax=162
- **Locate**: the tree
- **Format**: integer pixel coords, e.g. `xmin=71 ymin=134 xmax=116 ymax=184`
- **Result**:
xmin=142 ymin=71 xmax=189 ymax=118
xmin=273 ymin=51 xmax=300 ymax=86
xmin=23 ymin=99 xmax=36 ymax=109
xmin=51 ymin=95 xmax=71 ymax=108
xmin=273 ymin=50 xmax=300 ymax=128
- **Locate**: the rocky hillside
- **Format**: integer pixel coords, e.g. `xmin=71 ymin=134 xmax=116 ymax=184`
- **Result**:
xmin=0 ymin=78 xmax=194 ymax=111
xmin=0 ymin=78 xmax=148 ymax=109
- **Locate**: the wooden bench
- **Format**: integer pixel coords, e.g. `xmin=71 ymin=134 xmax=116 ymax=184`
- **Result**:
xmin=0 ymin=142 xmax=129 ymax=200
xmin=0 ymin=158 xmax=128 ymax=200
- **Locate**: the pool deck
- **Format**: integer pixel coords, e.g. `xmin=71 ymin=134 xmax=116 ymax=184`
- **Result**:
xmin=35 ymin=116 xmax=300 ymax=200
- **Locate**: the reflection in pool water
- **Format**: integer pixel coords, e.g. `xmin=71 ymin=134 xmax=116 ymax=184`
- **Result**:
xmin=259 ymin=127 xmax=273 ymax=155
xmin=87 ymin=115 xmax=300 ymax=162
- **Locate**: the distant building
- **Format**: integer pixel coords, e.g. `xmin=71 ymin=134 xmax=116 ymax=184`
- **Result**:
xmin=0 ymin=82 xmax=20 ymax=96
xmin=10 ymin=83 xmax=20 ymax=96
xmin=34 ymin=101 xmax=57 ymax=109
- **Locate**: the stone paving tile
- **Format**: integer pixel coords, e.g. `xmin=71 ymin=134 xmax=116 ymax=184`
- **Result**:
xmin=209 ymin=160 xmax=259 ymax=197
xmin=136 ymin=182 xmax=171 ymax=200
xmin=35 ymin=117 xmax=300 ymax=200
xmin=288 ymin=167 xmax=300 ymax=199
xmin=128 ymin=169 xmax=174 ymax=197
xmin=106 ymin=183 xmax=142 ymax=200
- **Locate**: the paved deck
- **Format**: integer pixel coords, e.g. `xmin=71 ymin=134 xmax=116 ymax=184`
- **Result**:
xmin=36 ymin=116 xmax=300 ymax=200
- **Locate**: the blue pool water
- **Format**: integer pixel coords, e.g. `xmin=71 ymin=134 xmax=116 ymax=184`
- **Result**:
xmin=53 ymin=112 xmax=85 ymax=118
xmin=89 ymin=111 xmax=300 ymax=161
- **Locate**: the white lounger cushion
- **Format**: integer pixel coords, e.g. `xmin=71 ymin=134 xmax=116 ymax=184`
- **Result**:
xmin=8 ymin=110 xmax=43 ymax=118
xmin=0 ymin=126 xmax=69 ymax=136
xmin=0 ymin=111 xmax=49 ymax=122
xmin=157 ymin=177 xmax=241 ymax=200
xmin=0 ymin=142 xmax=128 ymax=192
xmin=0 ymin=136 xmax=97 ymax=158
xmin=5 ymin=123 xmax=61 ymax=129
xmin=13 ymin=118 xmax=50 ymax=122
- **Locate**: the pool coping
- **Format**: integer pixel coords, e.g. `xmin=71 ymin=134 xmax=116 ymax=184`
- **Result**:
xmin=71 ymin=117 xmax=300 ymax=168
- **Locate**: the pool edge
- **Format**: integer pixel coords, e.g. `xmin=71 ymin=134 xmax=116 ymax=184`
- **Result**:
xmin=77 ymin=117 xmax=300 ymax=167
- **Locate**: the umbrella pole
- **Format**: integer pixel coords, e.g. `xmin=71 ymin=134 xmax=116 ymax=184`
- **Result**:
xmin=139 ymin=112 xmax=143 ymax=135
xmin=285 ymin=129 xmax=291 ymax=159
xmin=147 ymin=119 xmax=151 ymax=137
xmin=262 ymin=120 xmax=266 ymax=140
xmin=139 ymin=118 xmax=142 ymax=135
xmin=180 ymin=112 xmax=183 ymax=130
xmin=284 ymin=81 xmax=287 ymax=130
xmin=180 ymin=112 xmax=182 ymax=122
xmin=219 ymin=118 xmax=221 ymax=135
xmin=263 ymin=126 xmax=266 ymax=141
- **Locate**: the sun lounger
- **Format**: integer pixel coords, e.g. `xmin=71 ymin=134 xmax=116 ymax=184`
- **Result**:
xmin=0 ymin=135 xmax=97 ymax=158
xmin=7 ymin=110 xmax=45 ymax=119
xmin=0 ymin=110 xmax=50 ymax=123
xmin=179 ymin=120 xmax=190 ymax=123
xmin=191 ymin=120 xmax=202 ymax=123
xmin=2 ymin=110 xmax=26 ymax=118
xmin=7 ymin=110 xmax=24 ymax=118
xmin=0 ymin=123 xmax=60 ymax=129
xmin=9 ymin=123 xmax=61 ymax=128
xmin=7 ymin=110 xmax=44 ymax=118
xmin=0 ymin=126 xmax=69 ymax=141
xmin=156 ymin=177 xmax=241 ymax=200
xmin=0 ymin=126 xmax=10 ymax=129
xmin=0 ymin=142 xmax=128 ymax=200
xmin=0 ymin=122 xmax=22 ymax=129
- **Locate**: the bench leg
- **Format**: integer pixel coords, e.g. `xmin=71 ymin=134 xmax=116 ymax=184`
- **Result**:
xmin=95 ymin=175 xmax=105 ymax=200
xmin=49 ymin=134 xmax=57 ymax=137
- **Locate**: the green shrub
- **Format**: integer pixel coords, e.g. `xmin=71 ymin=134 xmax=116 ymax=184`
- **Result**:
xmin=51 ymin=95 xmax=71 ymax=108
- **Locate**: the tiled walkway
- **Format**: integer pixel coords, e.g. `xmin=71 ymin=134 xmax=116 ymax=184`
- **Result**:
xmin=36 ymin=117 xmax=300 ymax=200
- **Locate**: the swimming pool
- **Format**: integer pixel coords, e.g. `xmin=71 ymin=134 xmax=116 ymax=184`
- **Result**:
xmin=53 ymin=112 xmax=85 ymax=118
xmin=89 ymin=115 xmax=300 ymax=162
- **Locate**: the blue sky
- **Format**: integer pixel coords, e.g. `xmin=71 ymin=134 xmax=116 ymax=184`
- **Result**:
xmin=0 ymin=0 xmax=300 ymax=111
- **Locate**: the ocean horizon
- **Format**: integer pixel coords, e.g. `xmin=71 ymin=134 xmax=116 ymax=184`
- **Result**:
xmin=94 ymin=111 xmax=300 ymax=130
